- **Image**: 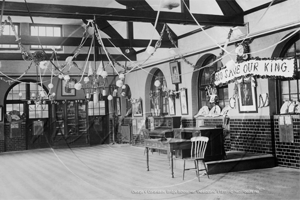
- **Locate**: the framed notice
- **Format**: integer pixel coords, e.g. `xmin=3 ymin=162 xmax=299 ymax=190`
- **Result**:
xmin=168 ymin=97 xmax=175 ymax=115
xmin=0 ymin=106 xmax=2 ymax=122
xmin=133 ymin=98 xmax=143 ymax=117
xmin=170 ymin=61 xmax=181 ymax=84
xmin=115 ymin=97 xmax=121 ymax=116
xmin=62 ymin=79 xmax=76 ymax=96
xmin=180 ymin=88 xmax=188 ymax=115
xmin=238 ymin=78 xmax=258 ymax=113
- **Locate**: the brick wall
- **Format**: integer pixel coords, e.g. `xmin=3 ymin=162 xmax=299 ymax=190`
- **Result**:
xmin=230 ymin=118 xmax=273 ymax=154
xmin=274 ymin=115 xmax=300 ymax=169
xmin=5 ymin=123 xmax=26 ymax=152
xmin=0 ymin=140 xmax=4 ymax=152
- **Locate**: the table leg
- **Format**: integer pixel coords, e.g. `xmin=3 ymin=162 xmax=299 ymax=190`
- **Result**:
xmin=146 ymin=147 xmax=149 ymax=171
xmin=171 ymin=150 xmax=174 ymax=178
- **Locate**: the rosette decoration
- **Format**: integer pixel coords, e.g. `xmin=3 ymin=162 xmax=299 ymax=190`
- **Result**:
xmin=235 ymin=41 xmax=251 ymax=63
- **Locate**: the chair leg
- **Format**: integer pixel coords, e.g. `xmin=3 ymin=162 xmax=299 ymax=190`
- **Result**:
xmin=183 ymin=160 xmax=186 ymax=180
xmin=195 ymin=160 xmax=200 ymax=182
xmin=203 ymin=161 xmax=210 ymax=179
xmin=194 ymin=160 xmax=197 ymax=176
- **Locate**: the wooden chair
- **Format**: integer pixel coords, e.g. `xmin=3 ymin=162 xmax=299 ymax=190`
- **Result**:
xmin=183 ymin=136 xmax=210 ymax=182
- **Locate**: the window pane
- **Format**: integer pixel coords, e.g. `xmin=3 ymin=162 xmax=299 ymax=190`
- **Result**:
xmin=282 ymin=94 xmax=289 ymax=101
xmin=6 ymin=104 xmax=12 ymax=113
xmin=31 ymin=26 xmax=38 ymax=36
xmin=290 ymin=80 xmax=297 ymax=93
xmin=46 ymin=27 xmax=53 ymax=36
xmin=19 ymin=104 xmax=24 ymax=115
xmin=54 ymin=27 xmax=61 ymax=36
xmin=3 ymin=25 xmax=9 ymax=35
xmin=291 ymin=94 xmax=298 ymax=101
xmin=7 ymin=93 xmax=12 ymax=100
xmin=281 ymin=81 xmax=289 ymax=94
xmin=38 ymin=26 xmax=46 ymax=36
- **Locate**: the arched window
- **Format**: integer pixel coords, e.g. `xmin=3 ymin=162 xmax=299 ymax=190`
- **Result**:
xmin=5 ymin=81 xmax=49 ymax=121
xmin=279 ymin=37 xmax=300 ymax=105
xmin=198 ymin=55 xmax=228 ymax=109
xmin=150 ymin=69 xmax=168 ymax=116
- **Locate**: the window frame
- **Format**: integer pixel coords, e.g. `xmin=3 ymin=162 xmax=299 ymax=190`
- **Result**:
xmin=0 ymin=23 xmax=20 ymax=50
xmin=278 ymin=37 xmax=300 ymax=108
xmin=150 ymin=69 xmax=169 ymax=116
xmin=29 ymin=24 xmax=63 ymax=51
xmin=198 ymin=55 xmax=229 ymax=110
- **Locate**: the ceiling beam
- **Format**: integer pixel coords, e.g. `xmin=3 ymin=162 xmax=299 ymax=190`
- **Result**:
xmin=216 ymin=0 xmax=243 ymax=16
xmin=0 ymin=35 xmax=173 ymax=48
xmin=116 ymin=0 xmax=178 ymax=45
xmin=244 ymin=0 xmax=288 ymax=15
xmin=0 ymin=53 xmax=136 ymax=61
xmin=1 ymin=2 xmax=244 ymax=26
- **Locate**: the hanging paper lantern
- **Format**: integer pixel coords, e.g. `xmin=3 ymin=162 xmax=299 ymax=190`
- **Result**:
xmin=116 ymin=80 xmax=123 ymax=87
xmin=119 ymin=73 xmax=125 ymax=80
xmin=146 ymin=46 xmax=155 ymax=55
xmin=101 ymin=71 xmax=108 ymax=78
xmin=84 ymin=77 xmax=90 ymax=83
xmin=87 ymin=26 xmax=95 ymax=35
xmin=58 ymin=74 xmax=64 ymax=79
xmin=48 ymin=83 xmax=54 ymax=89
xmin=74 ymin=83 xmax=82 ymax=90
xmin=162 ymin=0 xmax=180 ymax=10
xmin=65 ymin=56 xmax=73 ymax=64
xmin=107 ymin=95 xmax=113 ymax=101
xmin=64 ymin=75 xmax=70 ymax=81
xmin=154 ymin=80 xmax=161 ymax=87
xmin=122 ymin=85 xmax=126 ymax=89
xmin=52 ymin=92 xmax=56 ymax=97
xmin=39 ymin=61 xmax=48 ymax=69
xmin=102 ymin=89 xmax=107 ymax=96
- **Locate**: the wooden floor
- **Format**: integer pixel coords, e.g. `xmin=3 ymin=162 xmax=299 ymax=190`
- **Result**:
xmin=0 ymin=144 xmax=299 ymax=200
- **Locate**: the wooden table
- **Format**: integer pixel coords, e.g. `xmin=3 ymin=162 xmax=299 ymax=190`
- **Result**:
xmin=144 ymin=138 xmax=191 ymax=178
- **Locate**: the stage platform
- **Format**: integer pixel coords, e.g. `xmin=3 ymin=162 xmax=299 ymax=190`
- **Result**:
xmin=206 ymin=151 xmax=276 ymax=174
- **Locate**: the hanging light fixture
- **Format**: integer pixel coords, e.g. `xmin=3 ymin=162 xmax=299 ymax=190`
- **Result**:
xmin=162 ymin=0 xmax=180 ymax=10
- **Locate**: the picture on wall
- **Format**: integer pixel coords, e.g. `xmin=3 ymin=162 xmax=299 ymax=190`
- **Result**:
xmin=168 ymin=97 xmax=175 ymax=115
xmin=0 ymin=106 xmax=2 ymax=122
xmin=170 ymin=61 xmax=181 ymax=84
xmin=61 ymin=79 xmax=76 ymax=96
xmin=238 ymin=78 xmax=258 ymax=113
xmin=180 ymin=88 xmax=188 ymax=115
xmin=115 ymin=97 xmax=121 ymax=116
xmin=133 ymin=98 xmax=143 ymax=117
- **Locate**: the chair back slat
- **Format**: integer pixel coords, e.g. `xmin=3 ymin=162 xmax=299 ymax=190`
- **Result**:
xmin=190 ymin=136 xmax=209 ymax=159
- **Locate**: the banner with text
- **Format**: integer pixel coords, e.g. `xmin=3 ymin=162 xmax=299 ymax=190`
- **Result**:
xmin=214 ymin=58 xmax=295 ymax=86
